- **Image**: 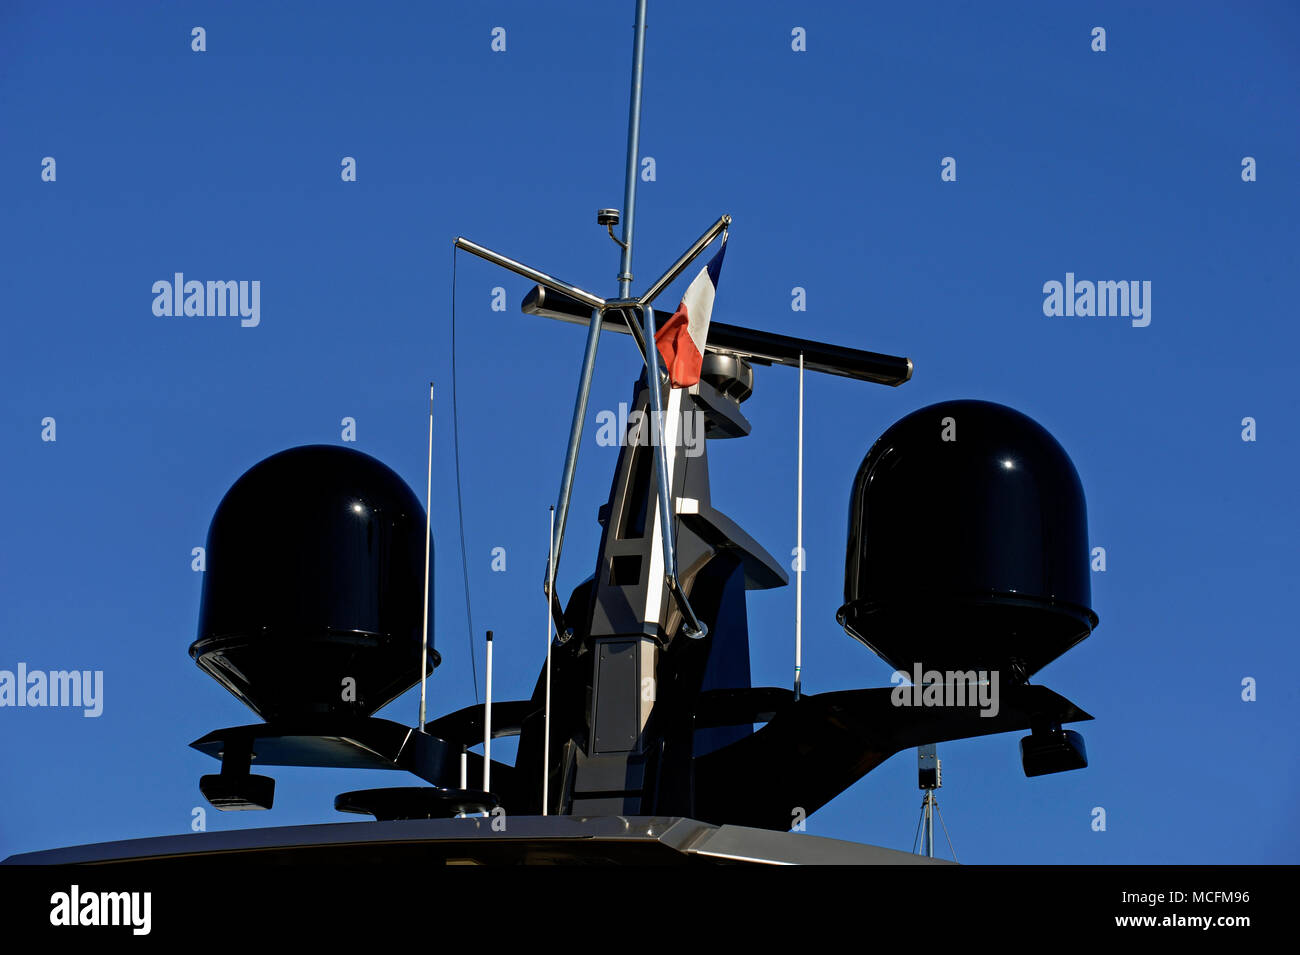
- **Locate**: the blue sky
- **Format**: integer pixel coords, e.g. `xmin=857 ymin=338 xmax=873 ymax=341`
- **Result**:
xmin=1 ymin=0 xmax=1297 ymax=863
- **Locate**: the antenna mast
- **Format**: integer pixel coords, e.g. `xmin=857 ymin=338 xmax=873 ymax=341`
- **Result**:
xmin=545 ymin=0 xmax=651 ymax=615
xmin=454 ymin=0 xmax=719 ymax=641
xmin=618 ymin=0 xmax=649 ymax=297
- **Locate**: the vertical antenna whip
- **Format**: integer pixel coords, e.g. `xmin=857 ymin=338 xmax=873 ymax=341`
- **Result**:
xmin=482 ymin=630 xmax=494 ymax=793
xmin=419 ymin=382 xmax=434 ymax=730
xmin=617 ymin=0 xmax=649 ymax=297
xmin=795 ymin=353 xmax=804 ymax=700
xmin=450 ymin=246 xmax=480 ymax=703
xmin=543 ymin=506 xmax=555 ymax=815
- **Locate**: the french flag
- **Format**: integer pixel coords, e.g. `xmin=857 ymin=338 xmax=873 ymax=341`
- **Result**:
xmin=653 ymin=237 xmax=727 ymax=388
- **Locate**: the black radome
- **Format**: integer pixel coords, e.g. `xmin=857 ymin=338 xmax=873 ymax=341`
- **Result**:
xmin=190 ymin=444 xmax=437 ymax=721
xmin=839 ymin=399 xmax=1099 ymax=680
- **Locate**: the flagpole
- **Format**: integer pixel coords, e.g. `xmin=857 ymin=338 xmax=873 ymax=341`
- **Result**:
xmin=639 ymin=216 xmax=730 ymax=307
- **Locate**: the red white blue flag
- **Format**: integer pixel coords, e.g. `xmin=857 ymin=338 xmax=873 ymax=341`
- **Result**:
xmin=654 ymin=236 xmax=727 ymax=388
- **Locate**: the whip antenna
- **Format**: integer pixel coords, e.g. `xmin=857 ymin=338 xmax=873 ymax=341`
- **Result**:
xmin=419 ymin=382 xmax=434 ymax=731
xmin=543 ymin=506 xmax=555 ymax=815
xmin=450 ymin=246 xmax=480 ymax=703
xmin=482 ymin=630 xmax=493 ymax=793
xmin=795 ymin=353 xmax=804 ymax=700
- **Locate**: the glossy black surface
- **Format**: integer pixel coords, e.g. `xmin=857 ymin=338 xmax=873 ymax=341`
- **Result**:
xmin=199 ymin=772 xmax=275 ymax=811
xmin=520 ymin=285 xmax=914 ymax=385
xmin=1020 ymin=728 xmax=1089 ymax=777
xmin=189 ymin=718 xmax=510 ymax=794
xmin=190 ymin=445 xmax=436 ymax=721
xmin=2 ymin=816 xmax=946 ymax=866
xmin=334 ymin=787 xmax=498 ymax=821
xmin=693 ymin=683 xmax=1092 ymax=828
xmin=838 ymin=400 xmax=1098 ymax=678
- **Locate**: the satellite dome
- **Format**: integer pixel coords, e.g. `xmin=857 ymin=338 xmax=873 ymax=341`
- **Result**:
xmin=190 ymin=445 xmax=437 ymax=721
xmin=837 ymin=400 xmax=1097 ymax=679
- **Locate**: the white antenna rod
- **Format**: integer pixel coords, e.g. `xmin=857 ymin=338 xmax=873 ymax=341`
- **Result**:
xmin=419 ymin=382 xmax=434 ymax=731
xmin=459 ymin=746 xmax=467 ymax=790
xmin=483 ymin=630 xmax=493 ymax=792
xmin=543 ymin=506 xmax=555 ymax=815
xmin=795 ymin=353 xmax=804 ymax=701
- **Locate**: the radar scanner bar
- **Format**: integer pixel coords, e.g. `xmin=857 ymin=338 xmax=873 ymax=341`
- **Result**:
xmin=521 ymin=285 xmax=913 ymax=387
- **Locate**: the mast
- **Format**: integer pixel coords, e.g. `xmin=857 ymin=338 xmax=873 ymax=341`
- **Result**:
xmin=618 ymin=0 xmax=649 ymax=298
xmin=547 ymin=0 xmax=650 ymax=618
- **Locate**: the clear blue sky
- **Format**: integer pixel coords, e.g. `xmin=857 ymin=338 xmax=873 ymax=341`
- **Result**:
xmin=1 ymin=1 xmax=1296 ymax=863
